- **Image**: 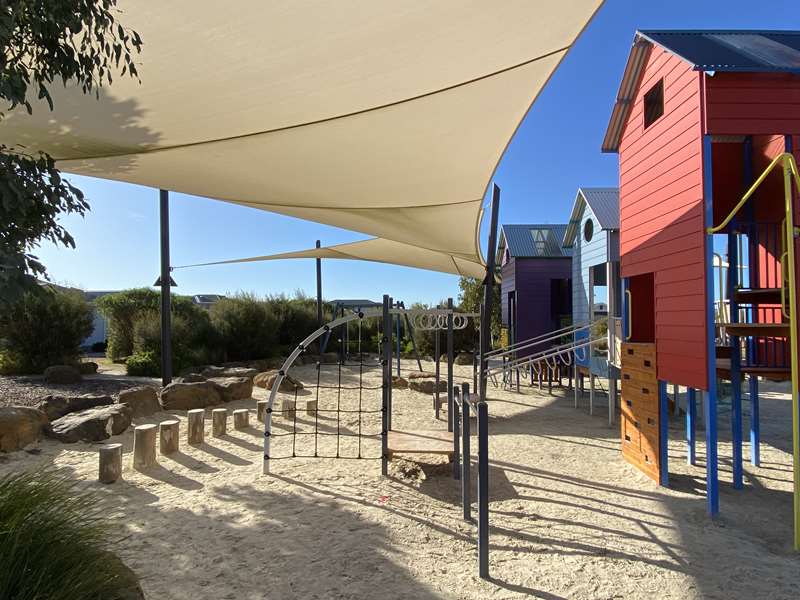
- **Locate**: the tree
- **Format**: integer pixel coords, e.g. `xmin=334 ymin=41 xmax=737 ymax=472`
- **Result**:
xmin=457 ymin=275 xmax=501 ymax=346
xmin=0 ymin=1 xmax=142 ymax=303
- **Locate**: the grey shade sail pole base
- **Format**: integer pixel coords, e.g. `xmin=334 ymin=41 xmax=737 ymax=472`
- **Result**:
xmin=159 ymin=189 xmax=172 ymax=386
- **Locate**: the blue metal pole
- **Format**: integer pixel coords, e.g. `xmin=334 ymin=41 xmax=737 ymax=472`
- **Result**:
xmin=659 ymin=380 xmax=669 ymax=487
xmin=729 ymin=219 xmax=744 ymax=490
xmin=750 ymin=375 xmax=760 ymax=466
xmin=453 ymin=387 xmax=461 ymax=480
xmin=703 ymin=134 xmax=720 ymax=516
xmin=461 ymin=382 xmax=471 ymax=521
xmin=687 ymin=387 xmax=697 ymax=466
xmin=477 ymin=400 xmax=489 ymax=579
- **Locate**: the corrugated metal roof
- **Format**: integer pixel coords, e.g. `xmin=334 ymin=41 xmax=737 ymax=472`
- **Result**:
xmin=499 ymin=224 xmax=571 ymax=259
xmin=563 ymin=188 xmax=619 ymax=247
xmin=640 ymin=30 xmax=800 ymax=73
xmin=602 ymin=30 xmax=800 ymax=153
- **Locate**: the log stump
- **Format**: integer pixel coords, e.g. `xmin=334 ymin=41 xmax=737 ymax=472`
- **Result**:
xmin=256 ymin=400 xmax=268 ymax=423
xmin=305 ymin=399 xmax=318 ymax=416
xmin=187 ymin=409 xmax=205 ymax=445
xmin=132 ymin=424 xmax=157 ymax=470
xmin=98 ymin=443 xmax=123 ymax=484
xmin=212 ymin=408 xmax=227 ymax=437
xmin=233 ymin=409 xmax=249 ymax=430
xmin=159 ymin=419 xmax=180 ymax=455
xmin=281 ymin=399 xmax=296 ymax=420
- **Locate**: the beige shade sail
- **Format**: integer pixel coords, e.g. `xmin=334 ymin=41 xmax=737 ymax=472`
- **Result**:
xmin=175 ymin=237 xmax=488 ymax=279
xmin=0 ymin=1 xmax=603 ymax=269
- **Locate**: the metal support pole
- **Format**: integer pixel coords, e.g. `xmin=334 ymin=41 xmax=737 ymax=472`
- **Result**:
xmin=659 ymin=380 xmax=669 ymax=487
xmin=461 ymin=382 xmax=471 ymax=521
xmin=395 ymin=299 xmax=401 ymax=377
xmin=728 ymin=216 xmax=744 ymax=490
xmin=387 ymin=297 xmax=393 ymax=431
xmin=702 ymin=134 xmax=720 ymax=516
xmin=159 ymin=189 xmax=172 ymax=386
xmin=687 ymin=387 xmax=697 ymax=466
xmin=381 ymin=295 xmax=390 ymax=476
xmin=749 ymin=374 xmax=760 ymax=466
xmin=589 ymin=373 xmax=595 ymax=415
xmin=315 ymin=240 xmax=323 ymax=327
xmin=479 ymin=185 xmax=500 ymax=404
xmin=453 ymin=387 xmax=460 ymax=480
xmin=435 ymin=327 xmax=441 ymax=420
xmin=477 ymin=400 xmax=489 ymax=579
xmin=447 ymin=297 xmax=454 ymax=433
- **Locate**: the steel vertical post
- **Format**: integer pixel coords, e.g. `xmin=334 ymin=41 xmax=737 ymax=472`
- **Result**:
xmin=687 ymin=387 xmax=697 ymax=466
xmin=750 ymin=375 xmax=760 ymax=466
xmin=435 ymin=327 xmax=441 ymax=420
xmin=315 ymin=240 xmax=323 ymax=327
xmin=447 ymin=297 xmax=454 ymax=433
xmin=461 ymin=382 xmax=471 ymax=521
xmin=477 ymin=400 xmax=489 ymax=579
xmin=395 ymin=299 xmax=401 ymax=377
xmin=159 ymin=189 xmax=172 ymax=386
xmin=381 ymin=295 xmax=390 ymax=476
xmin=453 ymin=387 xmax=460 ymax=480
xmin=387 ymin=297 xmax=393 ymax=431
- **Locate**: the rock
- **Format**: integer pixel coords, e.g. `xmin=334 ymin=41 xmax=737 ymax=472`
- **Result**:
xmin=118 ymin=387 xmax=160 ymax=417
xmin=177 ymin=373 xmax=206 ymax=383
xmin=159 ymin=381 xmax=223 ymax=411
xmin=408 ymin=371 xmax=436 ymax=380
xmin=319 ymin=352 xmax=340 ymax=364
xmin=208 ymin=376 xmax=253 ymax=402
xmin=78 ymin=361 xmax=99 ymax=374
xmin=48 ymin=405 xmax=132 ymax=443
xmin=0 ymin=407 xmax=48 ymax=451
xmin=455 ymin=351 xmax=474 ymax=366
xmin=392 ymin=375 xmax=408 ymax=389
xmin=43 ymin=365 xmax=82 ymax=384
xmin=253 ymin=370 xmax=304 ymax=392
xmin=37 ymin=394 xmax=114 ymax=421
xmin=200 ymin=365 xmax=259 ymax=381
xmin=409 ymin=376 xmax=447 ymax=395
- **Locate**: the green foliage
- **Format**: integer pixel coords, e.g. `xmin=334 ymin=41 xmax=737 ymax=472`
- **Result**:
xmin=409 ymin=300 xmax=478 ymax=359
xmin=129 ymin=311 xmax=218 ymax=376
xmin=210 ymin=293 xmax=279 ymax=362
xmin=458 ymin=276 xmax=501 ymax=345
xmin=0 ymin=469 xmax=140 ymax=600
xmin=0 ymin=287 xmax=93 ymax=373
xmin=125 ymin=350 xmax=158 ymax=377
xmin=0 ymin=1 xmax=142 ymax=303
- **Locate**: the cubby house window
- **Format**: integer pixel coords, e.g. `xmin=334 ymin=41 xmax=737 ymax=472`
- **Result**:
xmin=643 ymin=78 xmax=664 ymax=129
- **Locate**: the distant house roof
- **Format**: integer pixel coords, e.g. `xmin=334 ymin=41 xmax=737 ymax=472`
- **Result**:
xmin=192 ymin=294 xmax=225 ymax=304
xmin=330 ymin=299 xmax=382 ymax=309
xmin=498 ymin=224 xmax=571 ymax=260
xmin=602 ymin=30 xmax=800 ymax=152
xmin=563 ymin=188 xmax=620 ymax=247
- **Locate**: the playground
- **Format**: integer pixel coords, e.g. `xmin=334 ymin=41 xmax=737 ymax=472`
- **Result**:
xmin=0 ymin=358 xmax=795 ymax=599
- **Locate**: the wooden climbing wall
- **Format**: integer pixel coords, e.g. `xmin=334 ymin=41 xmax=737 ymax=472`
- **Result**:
xmin=620 ymin=342 xmax=660 ymax=483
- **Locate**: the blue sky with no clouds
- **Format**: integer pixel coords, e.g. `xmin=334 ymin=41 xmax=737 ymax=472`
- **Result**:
xmin=34 ymin=1 xmax=800 ymax=304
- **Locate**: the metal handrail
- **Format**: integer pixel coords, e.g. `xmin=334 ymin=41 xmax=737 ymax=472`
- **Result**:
xmin=487 ymin=319 xmax=605 ymax=360
xmin=485 ymin=321 xmax=580 ymax=357
xmin=486 ymin=335 xmax=605 ymax=377
xmin=706 ymin=151 xmax=800 ymax=550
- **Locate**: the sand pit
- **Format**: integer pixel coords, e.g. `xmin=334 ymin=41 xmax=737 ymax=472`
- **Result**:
xmin=1 ymin=359 xmax=798 ymax=599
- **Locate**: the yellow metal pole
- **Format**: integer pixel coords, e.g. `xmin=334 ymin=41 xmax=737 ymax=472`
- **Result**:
xmin=783 ymin=155 xmax=800 ymax=552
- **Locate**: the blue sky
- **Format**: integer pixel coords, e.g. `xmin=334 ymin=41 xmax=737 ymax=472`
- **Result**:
xmin=35 ymin=1 xmax=799 ymax=305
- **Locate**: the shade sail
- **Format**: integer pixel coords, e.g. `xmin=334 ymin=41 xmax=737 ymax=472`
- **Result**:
xmin=0 ymin=1 xmax=602 ymax=270
xmin=175 ymin=237 xmax=488 ymax=279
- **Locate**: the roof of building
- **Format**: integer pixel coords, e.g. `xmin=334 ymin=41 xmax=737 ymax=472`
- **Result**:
xmin=563 ymin=188 xmax=619 ymax=247
xmin=602 ymin=30 xmax=800 ymax=153
xmin=498 ymin=224 xmax=571 ymax=259
xmin=330 ymin=299 xmax=382 ymax=308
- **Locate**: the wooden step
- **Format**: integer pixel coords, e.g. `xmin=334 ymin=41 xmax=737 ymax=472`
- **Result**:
xmin=733 ymin=288 xmax=782 ymax=305
xmin=387 ymin=430 xmax=453 ymax=459
xmin=716 ymin=359 xmax=792 ymax=381
xmin=719 ymin=323 xmax=790 ymax=338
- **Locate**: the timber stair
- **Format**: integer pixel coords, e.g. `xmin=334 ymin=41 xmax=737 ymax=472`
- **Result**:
xmin=733 ymin=287 xmax=782 ymax=305
xmin=719 ymin=322 xmax=790 ymax=338
xmin=716 ymin=359 xmax=791 ymax=381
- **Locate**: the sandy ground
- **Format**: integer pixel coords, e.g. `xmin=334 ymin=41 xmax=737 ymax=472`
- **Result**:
xmin=1 ymin=359 xmax=798 ymax=600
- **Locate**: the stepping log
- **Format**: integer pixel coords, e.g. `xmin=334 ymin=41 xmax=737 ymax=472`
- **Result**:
xmin=187 ymin=409 xmax=205 ymax=445
xmin=133 ymin=424 xmax=157 ymax=470
xmin=305 ymin=399 xmax=318 ymax=416
xmin=212 ymin=408 xmax=227 ymax=437
xmin=256 ymin=400 xmax=268 ymax=423
xmin=281 ymin=399 xmax=296 ymax=419
xmin=233 ymin=409 xmax=249 ymax=430
xmin=98 ymin=443 xmax=123 ymax=484
xmin=159 ymin=419 xmax=179 ymax=455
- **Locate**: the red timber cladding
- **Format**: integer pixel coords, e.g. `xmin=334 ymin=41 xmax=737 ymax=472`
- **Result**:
xmin=704 ymin=73 xmax=800 ymax=136
xmin=618 ymin=47 xmax=707 ymax=389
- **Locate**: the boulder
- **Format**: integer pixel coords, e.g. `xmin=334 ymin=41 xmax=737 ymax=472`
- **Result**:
xmin=253 ymin=370 xmax=304 ymax=392
xmin=455 ymin=352 xmax=474 ymax=366
xmin=118 ymin=387 xmax=160 ymax=417
xmin=408 ymin=371 xmax=436 ymax=380
xmin=78 ymin=361 xmax=99 ymax=374
xmin=37 ymin=394 xmax=114 ymax=421
xmin=48 ymin=405 xmax=132 ymax=443
xmin=392 ymin=375 xmax=408 ymax=389
xmin=177 ymin=373 xmax=207 ymax=383
xmin=319 ymin=352 xmax=340 ymax=364
xmin=409 ymin=376 xmax=447 ymax=395
xmin=208 ymin=376 xmax=253 ymax=402
xmin=43 ymin=365 xmax=82 ymax=384
xmin=0 ymin=407 xmax=48 ymax=451
xmin=159 ymin=381 xmax=223 ymax=411
xmin=200 ymin=365 xmax=259 ymax=381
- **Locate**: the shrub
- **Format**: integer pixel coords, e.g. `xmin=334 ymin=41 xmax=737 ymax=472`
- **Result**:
xmin=210 ymin=293 xmax=279 ymax=362
xmin=125 ymin=350 xmax=159 ymax=377
xmin=0 ymin=287 xmax=93 ymax=374
xmin=0 ymin=469 xmax=141 ymax=600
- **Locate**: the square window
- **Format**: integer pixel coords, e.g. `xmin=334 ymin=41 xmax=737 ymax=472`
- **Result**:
xmin=643 ymin=78 xmax=664 ymax=129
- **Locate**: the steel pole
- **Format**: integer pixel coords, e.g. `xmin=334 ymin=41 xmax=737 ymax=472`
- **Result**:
xmin=159 ymin=189 xmax=172 ymax=386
